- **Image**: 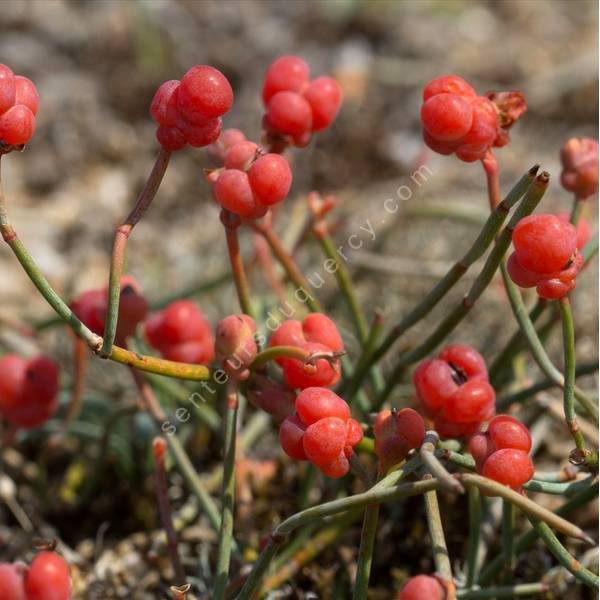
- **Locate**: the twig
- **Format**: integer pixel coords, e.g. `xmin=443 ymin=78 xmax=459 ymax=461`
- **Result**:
xmin=420 ymin=431 xmax=465 ymax=494
xmin=465 ymin=484 xmax=482 ymax=588
xmin=481 ymin=150 xmax=501 ymax=210
xmin=500 ymin=500 xmax=516 ymax=579
xmin=456 ymin=582 xmax=548 ymax=598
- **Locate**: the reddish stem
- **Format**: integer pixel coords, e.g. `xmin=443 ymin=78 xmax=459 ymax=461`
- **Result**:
xmin=481 ymin=149 xmax=501 ymax=211
xmin=64 ymin=337 xmax=89 ymax=427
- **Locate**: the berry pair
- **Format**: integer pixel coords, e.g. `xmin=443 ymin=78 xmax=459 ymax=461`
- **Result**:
xmin=279 ymin=387 xmax=362 ymax=478
xmin=263 ymin=56 xmax=342 ymax=146
xmin=413 ymin=345 xmax=495 ymax=438
xmin=150 ymin=65 xmax=233 ymax=151
xmin=71 ymin=276 xmax=148 ymax=344
xmin=0 ymin=64 xmax=39 ymax=147
xmin=398 ymin=575 xmax=445 ymax=600
xmin=214 ymin=314 xmax=257 ymax=380
xmin=468 ymin=414 xmax=534 ymax=491
xmin=560 ymin=137 xmax=599 ymax=200
xmin=0 ymin=354 xmax=59 ymax=429
xmin=269 ymin=313 xmax=343 ymax=389
xmin=507 ymin=214 xmax=583 ymax=300
xmin=145 ymin=300 xmax=214 ymax=365
xmin=374 ymin=408 xmax=425 ymax=472
xmin=0 ymin=551 xmax=71 ymax=600
xmin=209 ymin=129 xmax=292 ymax=219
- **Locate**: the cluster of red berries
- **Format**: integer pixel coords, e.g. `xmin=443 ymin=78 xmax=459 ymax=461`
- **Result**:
xmin=374 ymin=408 xmax=425 ymax=472
xmin=413 ymin=344 xmax=495 ymax=439
xmin=279 ymin=387 xmax=362 ymax=478
xmin=0 ymin=550 xmax=71 ymax=600
xmin=214 ymin=314 xmax=258 ymax=380
xmin=262 ymin=56 xmax=343 ymax=146
xmin=398 ymin=575 xmax=445 ymax=600
xmin=145 ymin=299 xmax=214 ymax=365
xmin=269 ymin=313 xmax=343 ymax=389
xmin=71 ymin=276 xmax=148 ymax=344
xmin=420 ymin=75 xmax=525 ymax=163
xmin=150 ymin=65 xmax=233 ymax=151
xmin=560 ymin=137 xmax=599 ymax=199
xmin=469 ymin=414 xmax=534 ymax=491
xmin=507 ymin=214 xmax=583 ymax=300
xmin=0 ymin=64 xmax=39 ymax=147
xmin=207 ymin=129 xmax=293 ymax=219
xmin=0 ymin=354 xmax=59 ymax=429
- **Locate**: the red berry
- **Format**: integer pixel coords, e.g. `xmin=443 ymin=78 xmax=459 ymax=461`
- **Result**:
xmin=374 ymin=408 xmax=425 ymax=470
xmin=560 ymin=137 xmax=599 ymax=199
xmin=558 ymin=212 xmax=592 ymax=250
xmin=224 ymin=141 xmax=260 ymax=171
xmin=398 ymin=575 xmax=445 ymax=600
xmin=512 ymin=214 xmax=577 ymax=275
xmin=536 ymin=277 xmax=574 ymax=301
xmin=302 ymin=416 xmax=347 ymax=467
xmin=455 ymin=143 xmax=488 ymax=163
xmin=262 ymin=55 xmax=310 ymax=104
xmin=0 ymin=105 xmax=35 ymax=145
xmin=177 ymin=116 xmax=222 ymax=148
xmin=506 ymin=252 xmax=542 ymax=288
xmin=302 ymin=76 xmax=342 ymax=131
xmin=213 ymin=169 xmax=267 ymax=219
xmin=14 ymin=76 xmax=39 ymax=116
xmin=269 ymin=319 xmax=304 ymax=353
xmin=481 ymin=448 xmax=534 ymax=490
xmin=434 ymin=418 xmax=480 ymax=439
xmin=150 ymin=80 xmax=180 ymax=127
xmin=0 ymin=563 xmax=26 ymax=600
xmin=0 ymin=64 xmax=16 ymax=115
xmin=177 ymin=65 xmax=233 ymax=123
xmin=0 ymin=355 xmax=28 ymax=412
xmin=423 ymin=75 xmax=476 ymax=101
xmin=460 ymin=96 xmax=498 ymax=147
xmin=25 ymin=551 xmax=71 ymax=600
xmin=207 ymin=128 xmax=247 ymax=164
xmin=413 ymin=359 xmax=458 ymax=416
xmin=214 ymin=315 xmax=257 ymax=379
xmin=280 ymin=341 xmax=341 ymax=389
xmin=156 ymin=126 xmax=186 ymax=151
xmin=345 ymin=418 xmax=364 ymax=451
xmin=488 ymin=415 xmax=532 ymax=453
xmin=468 ymin=432 xmax=493 ymax=471
xmin=423 ymin=130 xmax=459 ymax=155
xmin=438 ymin=344 xmax=488 ymax=379
xmin=248 ymin=154 xmax=292 ymax=206
xmin=302 ymin=313 xmax=344 ymax=351
xmin=266 ymin=91 xmax=313 ymax=137
xmin=296 ymin=387 xmax=350 ymax=425
xmin=443 ymin=379 xmax=495 ymax=423
xmin=319 ymin=453 xmax=350 ymax=478
xmin=421 ymin=93 xmax=473 ymax=142
xmin=279 ymin=414 xmax=307 ymax=460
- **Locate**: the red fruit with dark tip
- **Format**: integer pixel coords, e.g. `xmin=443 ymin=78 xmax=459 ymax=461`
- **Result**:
xmin=177 ymin=65 xmax=233 ymax=123
xmin=248 ymin=154 xmax=293 ymax=206
xmin=302 ymin=76 xmax=342 ymax=131
xmin=266 ymin=90 xmax=313 ymax=137
xmin=25 ymin=551 xmax=72 ymax=600
xmin=263 ymin=55 xmax=310 ymax=103
xmin=398 ymin=574 xmax=445 ymax=600
xmin=0 ymin=563 xmax=26 ymax=600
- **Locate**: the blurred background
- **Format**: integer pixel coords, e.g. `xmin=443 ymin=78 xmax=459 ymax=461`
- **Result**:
xmin=0 ymin=1 xmax=597 ymax=598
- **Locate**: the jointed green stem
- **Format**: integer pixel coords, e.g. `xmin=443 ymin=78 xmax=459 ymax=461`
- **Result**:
xmin=500 ymin=501 xmax=516 ymax=579
xmin=353 ymin=502 xmax=381 ymax=599
xmin=376 ymin=170 xmax=549 ymax=407
xmin=102 ymin=147 xmax=171 ymax=355
xmin=528 ymin=518 xmax=598 ymax=589
xmin=423 ymin=487 xmax=454 ymax=584
xmin=466 ymin=485 xmax=482 ymax=588
xmin=214 ymin=385 xmax=239 ymax=600
xmin=344 ymin=166 xmax=538 ymax=401
xmin=456 ymin=583 xmax=548 ymax=598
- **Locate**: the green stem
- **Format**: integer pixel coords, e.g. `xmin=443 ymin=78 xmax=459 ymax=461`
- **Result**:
xmin=377 ymin=170 xmax=549 ymax=407
xmin=558 ymin=296 xmax=587 ymax=451
xmin=353 ymin=502 xmax=381 ymax=599
xmin=344 ymin=165 xmax=538 ymax=400
xmin=528 ymin=518 xmax=598 ymax=589
xmin=478 ymin=483 xmax=598 ymax=584
xmin=251 ymin=344 xmax=342 ymax=369
xmin=102 ymin=146 xmax=171 ymax=355
xmin=423 ymin=487 xmax=453 ymax=583
xmin=570 ymin=197 xmax=585 ymax=224
xmin=214 ymin=384 xmax=239 ymax=600
xmin=501 ymin=501 xmax=516 ymax=578
xmin=499 ymin=261 xmax=598 ymax=423
xmin=466 ymin=485 xmax=482 ymax=588
xmin=457 ymin=582 xmax=548 ymax=598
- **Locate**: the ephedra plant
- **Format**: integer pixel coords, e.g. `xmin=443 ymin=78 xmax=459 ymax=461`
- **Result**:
xmin=0 ymin=57 xmax=598 ymax=599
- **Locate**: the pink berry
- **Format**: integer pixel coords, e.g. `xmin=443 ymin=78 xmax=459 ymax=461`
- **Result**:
xmin=177 ymin=65 xmax=233 ymax=123
xmin=0 ymin=105 xmax=35 ymax=145
xmin=266 ymin=91 xmax=313 ymax=137
xmin=506 ymin=252 xmax=542 ymax=288
xmin=14 ymin=75 xmax=39 ymax=116
xmin=421 ymin=93 xmax=473 ymax=142
xmin=345 ymin=418 xmax=364 ymax=451
xmin=213 ymin=169 xmax=267 ymax=219
xmin=319 ymin=453 xmax=350 ymax=478
xmin=443 ymin=379 xmax=495 ymax=423
xmin=25 ymin=551 xmax=72 ymax=600
xmin=481 ymin=448 xmax=534 ymax=490
xmin=177 ymin=116 xmax=222 ymax=148
xmin=150 ymin=80 xmax=180 ymax=127
xmin=423 ymin=75 xmax=476 ymax=101
xmin=207 ymin=128 xmax=247 ymax=164
xmin=374 ymin=408 xmax=426 ymax=470
xmin=302 ymin=76 xmax=342 ymax=131
xmin=279 ymin=414 xmax=307 ymax=460
xmin=224 ymin=141 xmax=260 ymax=170
xmin=262 ymin=55 xmax=310 ymax=104
xmin=156 ymin=126 xmax=186 ymax=151
xmin=214 ymin=314 xmax=257 ymax=379
xmin=0 ymin=64 xmax=16 ymax=115
xmin=248 ymin=154 xmax=292 ymax=206
xmin=399 ymin=574 xmax=445 ymax=600
xmin=560 ymin=137 xmax=599 ymax=199
xmin=0 ymin=563 xmax=26 ymax=600
xmin=460 ymin=96 xmax=498 ymax=147
xmin=302 ymin=416 xmax=347 ymax=467
xmin=488 ymin=415 xmax=532 ymax=453
xmin=512 ymin=214 xmax=577 ymax=275
xmin=295 ymin=387 xmax=350 ymax=425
